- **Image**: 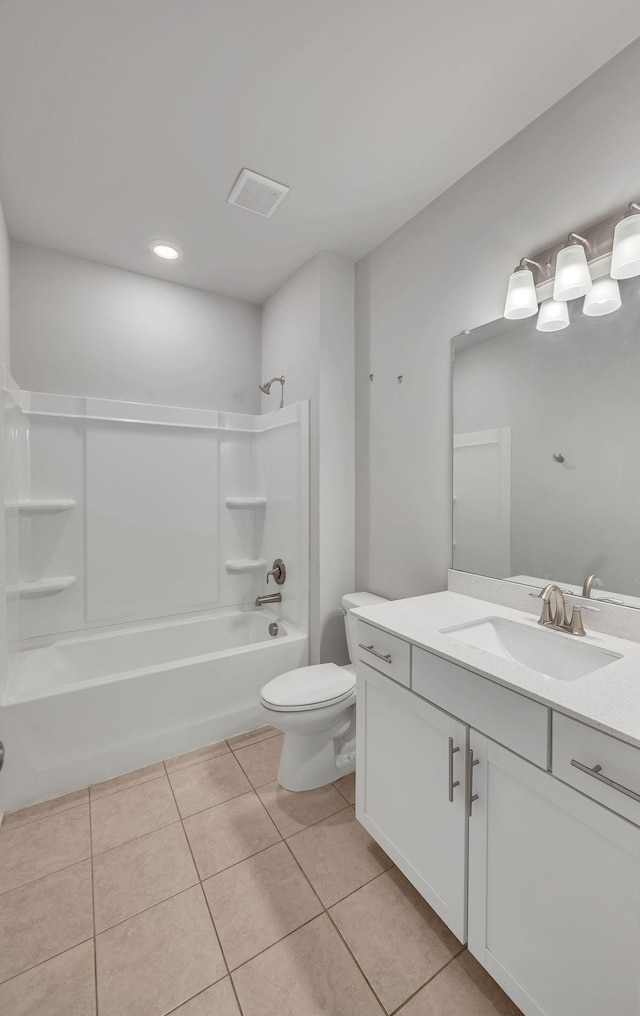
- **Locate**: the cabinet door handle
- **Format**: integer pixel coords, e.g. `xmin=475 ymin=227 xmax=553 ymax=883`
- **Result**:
xmin=358 ymin=643 xmax=392 ymax=664
xmin=466 ymin=747 xmax=479 ymax=817
xmin=570 ymin=759 xmax=640 ymax=805
xmin=448 ymin=737 xmax=460 ymax=803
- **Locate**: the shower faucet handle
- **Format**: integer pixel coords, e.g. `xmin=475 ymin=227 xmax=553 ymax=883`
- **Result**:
xmin=266 ymin=559 xmax=286 ymax=586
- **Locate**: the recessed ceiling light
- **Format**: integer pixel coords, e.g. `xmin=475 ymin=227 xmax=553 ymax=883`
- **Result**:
xmin=149 ymin=241 xmax=182 ymax=260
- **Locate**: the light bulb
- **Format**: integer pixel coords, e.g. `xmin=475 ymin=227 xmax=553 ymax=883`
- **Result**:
xmin=553 ymin=243 xmax=592 ymax=302
xmin=582 ymin=276 xmax=621 ymax=316
xmin=536 ymin=298 xmax=570 ymax=332
xmin=610 ymin=213 xmax=640 ymax=279
xmin=149 ymin=241 xmax=182 ymax=260
xmin=504 ymin=268 xmax=538 ymax=319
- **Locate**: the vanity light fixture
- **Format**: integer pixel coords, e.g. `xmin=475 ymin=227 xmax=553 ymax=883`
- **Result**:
xmin=553 ymin=234 xmax=592 ymax=302
xmin=149 ymin=241 xmax=182 ymax=260
xmin=582 ymin=276 xmax=621 ymax=317
xmin=610 ymin=203 xmax=640 ymax=279
xmin=536 ymin=298 xmax=569 ymax=332
xmin=504 ymin=258 xmax=540 ymax=319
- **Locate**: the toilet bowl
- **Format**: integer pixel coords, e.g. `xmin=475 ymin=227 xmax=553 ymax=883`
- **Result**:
xmin=260 ymin=592 xmax=387 ymax=791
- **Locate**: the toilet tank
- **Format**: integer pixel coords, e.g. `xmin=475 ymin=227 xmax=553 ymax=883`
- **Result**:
xmin=342 ymin=592 xmax=389 ymax=665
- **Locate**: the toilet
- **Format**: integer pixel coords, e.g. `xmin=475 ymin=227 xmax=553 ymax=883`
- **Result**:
xmin=260 ymin=592 xmax=388 ymax=791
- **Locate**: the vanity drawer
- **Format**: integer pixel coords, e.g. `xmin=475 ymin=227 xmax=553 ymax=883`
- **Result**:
xmin=356 ymin=621 xmax=411 ymax=688
xmin=412 ymin=646 xmax=550 ymax=768
xmin=552 ymin=713 xmax=640 ymax=826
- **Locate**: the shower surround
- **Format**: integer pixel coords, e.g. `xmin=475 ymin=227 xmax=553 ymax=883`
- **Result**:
xmin=0 ymin=381 xmax=309 ymax=810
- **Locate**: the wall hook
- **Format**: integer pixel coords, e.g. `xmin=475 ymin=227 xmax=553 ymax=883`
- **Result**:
xmin=369 ymin=374 xmax=374 ymax=382
xmin=553 ymin=452 xmax=565 ymax=463
xmin=397 ymin=375 xmax=403 ymax=384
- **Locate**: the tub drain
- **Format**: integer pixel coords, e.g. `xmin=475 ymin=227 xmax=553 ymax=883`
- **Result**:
xmin=268 ymin=622 xmax=279 ymax=637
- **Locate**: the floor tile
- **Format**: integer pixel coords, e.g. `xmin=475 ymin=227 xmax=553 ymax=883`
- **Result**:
xmin=184 ymin=792 xmax=280 ymax=879
xmin=227 ymin=725 xmax=280 ymax=750
xmin=1 ymin=787 xmax=89 ymax=831
xmin=168 ymin=753 xmax=251 ymax=818
xmin=330 ymin=867 xmax=462 ymax=1012
xmin=333 ymin=771 xmax=356 ymax=805
xmin=0 ymin=805 xmax=91 ymax=894
xmin=232 ymin=734 xmax=284 ymax=788
xmin=397 ymin=949 xmax=523 ymax=1015
xmin=165 ymin=740 xmax=229 ymax=774
xmin=96 ymin=885 xmax=225 ymax=1016
xmin=287 ymin=807 xmax=392 ymax=906
xmin=169 ymin=979 xmax=241 ymax=1015
xmin=94 ymin=822 xmax=198 ymax=932
xmin=0 ymin=940 xmax=96 ymax=1016
xmin=232 ymin=914 xmax=381 ymax=1016
xmin=90 ymin=762 xmax=166 ymax=801
xmin=0 ymin=860 xmax=93 ymax=983
xmin=91 ymin=775 xmax=179 ymax=854
xmin=257 ymin=779 xmax=348 ymax=837
xmin=203 ymin=841 xmax=322 ymax=969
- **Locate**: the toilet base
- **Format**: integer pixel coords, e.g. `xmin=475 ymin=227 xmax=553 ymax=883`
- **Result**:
xmin=277 ymin=728 xmax=355 ymax=791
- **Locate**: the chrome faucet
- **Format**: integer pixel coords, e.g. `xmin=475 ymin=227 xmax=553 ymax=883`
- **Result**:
xmin=582 ymin=574 xmax=603 ymax=598
xmin=530 ymin=583 xmax=599 ymax=637
xmin=255 ymin=592 xmax=282 ymax=607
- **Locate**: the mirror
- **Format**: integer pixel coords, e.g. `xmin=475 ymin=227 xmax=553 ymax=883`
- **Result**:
xmin=452 ymin=277 xmax=640 ymax=608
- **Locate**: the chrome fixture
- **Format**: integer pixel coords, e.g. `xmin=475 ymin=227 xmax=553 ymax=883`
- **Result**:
xmin=259 ymin=375 xmax=285 ymax=407
xmin=268 ymin=621 xmax=279 ymax=637
xmin=530 ymin=584 xmax=599 ymax=637
xmin=503 ymin=198 xmax=640 ymax=330
xmin=570 ymin=758 xmax=640 ymax=805
xmin=267 ymin=558 xmax=286 ymax=585
xmin=582 ymin=574 xmax=603 ymax=598
xmin=448 ymin=737 xmax=460 ymax=803
xmin=255 ymin=592 xmax=282 ymax=607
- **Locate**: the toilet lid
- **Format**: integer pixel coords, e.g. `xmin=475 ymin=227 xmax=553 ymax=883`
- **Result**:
xmin=261 ymin=663 xmax=356 ymax=711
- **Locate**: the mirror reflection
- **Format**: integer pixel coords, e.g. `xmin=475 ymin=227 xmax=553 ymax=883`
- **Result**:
xmin=452 ymin=277 xmax=640 ymax=607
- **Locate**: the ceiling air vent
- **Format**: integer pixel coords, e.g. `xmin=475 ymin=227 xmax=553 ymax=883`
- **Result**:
xmin=226 ymin=168 xmax=289 ymax=218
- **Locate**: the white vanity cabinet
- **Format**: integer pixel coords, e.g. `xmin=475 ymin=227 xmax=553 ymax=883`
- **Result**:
xmin=356 ymin=661 xmax=468 ymax=941
xmin=468 ymin=732 xmax=640 ymax=1016
xmin=355 ymin=616 xmax=640 ymax=1016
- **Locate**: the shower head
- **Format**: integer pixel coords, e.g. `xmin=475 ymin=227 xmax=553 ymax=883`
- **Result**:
xmin=259 ymin=375 xmax=285 ymax=395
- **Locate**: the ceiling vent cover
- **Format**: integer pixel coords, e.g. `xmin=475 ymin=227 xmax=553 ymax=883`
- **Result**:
xmin=227 ymin=168 xmax=289 ymax=218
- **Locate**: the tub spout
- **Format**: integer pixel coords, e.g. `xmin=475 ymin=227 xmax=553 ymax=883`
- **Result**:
xmin=255 ymin=592 xmax=282 ymax=607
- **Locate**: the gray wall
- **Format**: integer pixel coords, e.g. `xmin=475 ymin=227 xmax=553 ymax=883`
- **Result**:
xmin=355 ymin=38 xmax=640 ymax=600
xmin=0 ymin=201 xmax=8 ymax=370
xmin=10 ymin=243 xmax=261 ymax=413
xmin=261 ymin=252 xmax=355 ymax=664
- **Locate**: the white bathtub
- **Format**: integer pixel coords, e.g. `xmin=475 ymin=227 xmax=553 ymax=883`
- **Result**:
xmin=2 ymin=609 xmax=308 ymax=810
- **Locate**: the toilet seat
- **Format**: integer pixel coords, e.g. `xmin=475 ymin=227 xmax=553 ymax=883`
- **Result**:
xmin=260 ymin=663 xmax=356 ymax=712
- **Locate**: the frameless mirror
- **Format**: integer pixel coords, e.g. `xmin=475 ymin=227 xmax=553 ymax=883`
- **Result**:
xmin=452 ymin=276 xmax=640 ymax=608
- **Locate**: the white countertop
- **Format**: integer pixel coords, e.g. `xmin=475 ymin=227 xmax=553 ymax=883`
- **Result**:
xmin=353 ymin=591 xmax=640 ymax=750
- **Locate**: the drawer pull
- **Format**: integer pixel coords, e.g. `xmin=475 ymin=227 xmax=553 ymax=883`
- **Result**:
xmin=466 ymin=747 xmax=480 ymax=817
xmin=359 ymin=643 xmax=392 ymax=664
xmin=570 ymin=759 xmax=640 ymax=805
xmin=448 ymin=737 xmax=460 ymax=803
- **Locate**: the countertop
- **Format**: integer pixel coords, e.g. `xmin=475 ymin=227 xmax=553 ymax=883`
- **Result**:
xmin=353 ymin=591 xmax=640 ymax=750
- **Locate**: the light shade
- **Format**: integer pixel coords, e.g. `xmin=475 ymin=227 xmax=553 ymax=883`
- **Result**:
xmin=582 ymin=276 xmax=621 ymax=316
xmin=610 ymin=213 xmax=640 ymax=279
xmin=504 ymin=268 xmax=538 ymax=319
xmin=553 ymin=243 xmax=592 ymax=301
xmin=536 ymin=298 xmax=570 ymax=332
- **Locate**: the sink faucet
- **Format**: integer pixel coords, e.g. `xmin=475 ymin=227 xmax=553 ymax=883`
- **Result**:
xmin=582 ymin=574 xmax=603 ymax=598
xmin=255 ymin=592 xmax=282 ymax=607
xmin=530 ymin=584 xmax=599 ymax=637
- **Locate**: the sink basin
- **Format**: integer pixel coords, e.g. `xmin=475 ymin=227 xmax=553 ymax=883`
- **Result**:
xmin=440 ymin=616 xmax=622 ymax=681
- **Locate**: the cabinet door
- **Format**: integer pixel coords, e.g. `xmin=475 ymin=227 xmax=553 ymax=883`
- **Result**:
xmin=356 ymin=661 xmax=468 ymax=941
xmin=468 ymin=732 xmax=640 ymax=1016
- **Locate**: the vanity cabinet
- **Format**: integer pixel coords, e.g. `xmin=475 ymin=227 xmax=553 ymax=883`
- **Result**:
xmin=356 ymin=661 xmax=468 ymax=940
xmin=356 ymin=620 xmax=640 ymax=1016
xmin=468 ymin=732 xmax=640 ymax=1016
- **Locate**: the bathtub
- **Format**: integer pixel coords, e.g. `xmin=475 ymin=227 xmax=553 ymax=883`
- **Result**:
xmin=2 ymin=609 xmax=308 ymax=811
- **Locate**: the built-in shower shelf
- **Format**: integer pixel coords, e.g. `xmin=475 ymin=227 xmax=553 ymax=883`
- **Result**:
xmin=9 ymin=499 xmax=76 ymax=514
xmin=225 ymin=497 xmax=267 ymax=509
xmin=7 ymin=575 xmax=77 ymax=599
xmin=225 ymin=558 xmax=267 ymax=573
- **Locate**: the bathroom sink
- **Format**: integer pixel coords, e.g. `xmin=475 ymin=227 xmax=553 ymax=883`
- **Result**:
xmin=440 ymin=617 xmax=622 ymax=681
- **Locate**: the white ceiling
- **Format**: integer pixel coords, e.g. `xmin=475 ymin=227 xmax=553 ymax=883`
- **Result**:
xmin=0 ymin=1 xmax=639 ymax=304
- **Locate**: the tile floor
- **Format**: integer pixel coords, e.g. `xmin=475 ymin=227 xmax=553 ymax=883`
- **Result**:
xmin=0 ymin=724 xmax=523 ymax=1016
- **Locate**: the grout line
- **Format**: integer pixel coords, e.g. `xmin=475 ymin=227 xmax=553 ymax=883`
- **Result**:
xmin=387 ymin=950 xmax=465 ymax=1016
xmin=91 ymin=817 xmax=184 ymax=858
xmin=0 ymin=796 xmax=90 ymax=834
xmin=93 ymin=879 xmax=200 ymax=937
xmin=89 ymin=770 xmax=169 ymax=805
xmin=0 ymin=851 xmax=92 ymax=899
xmin=0 ymin=937 xmax=95 ymax=990
xmin=225 ymin=728 xmax=281 ymax=752
xmin=87 ymin=785 xmax=99 ymax=1016
xmin=165 ymin=758 xmax=247 ymax=1016
xmin=324 ymin=908 xmax=388 ymax=1014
